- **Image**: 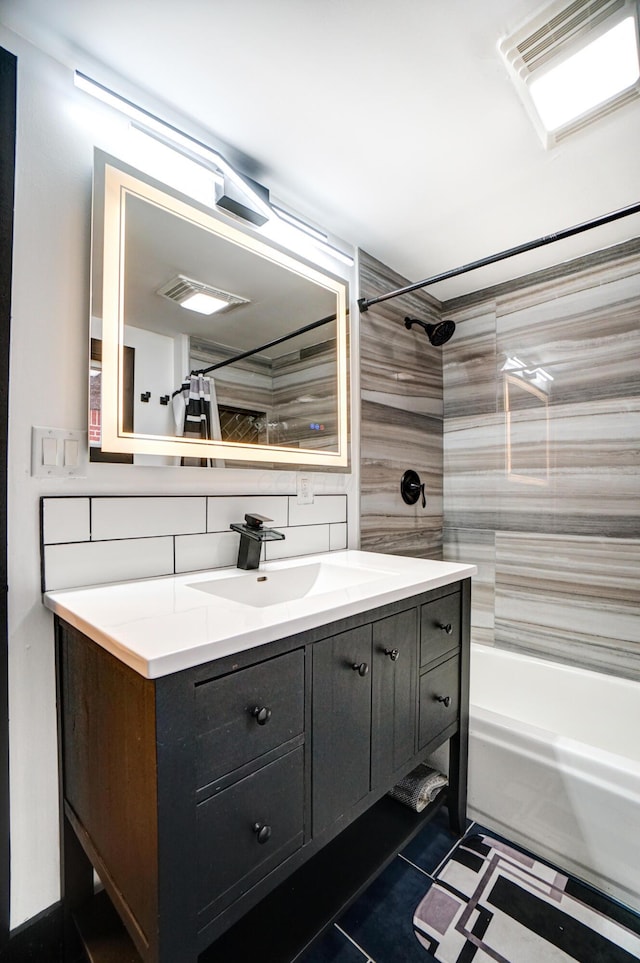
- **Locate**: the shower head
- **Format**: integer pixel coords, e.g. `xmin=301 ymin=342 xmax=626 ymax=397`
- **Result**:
xmin=404 ymin=317 xmax=456 ymax=346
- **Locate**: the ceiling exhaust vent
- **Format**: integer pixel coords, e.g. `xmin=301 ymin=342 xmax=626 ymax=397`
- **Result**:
xmin=157 ymin=275 xmax=249 ymax=316
xmin=499 ymin=0 xmax=640 ymax=146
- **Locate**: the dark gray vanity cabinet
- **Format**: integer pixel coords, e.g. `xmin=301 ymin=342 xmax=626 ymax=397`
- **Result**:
xmin=312 ymin=607 xmax=419 ymax=840
xmin=56 ymin=579 xmax=470 ymax=963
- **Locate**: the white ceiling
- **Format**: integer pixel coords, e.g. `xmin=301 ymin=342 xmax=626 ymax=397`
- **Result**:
xmin=3 ymin=0 xmax=640 ymax=299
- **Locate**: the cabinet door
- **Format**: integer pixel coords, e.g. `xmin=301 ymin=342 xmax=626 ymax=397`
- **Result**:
xmin=371 ymin=607 xmax=418 ymax=790
xmin=312 ymin=625 xmax=372 ymax=837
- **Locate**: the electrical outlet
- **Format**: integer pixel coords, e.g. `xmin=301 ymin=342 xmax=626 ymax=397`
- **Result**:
xmin=296 ymin=474 xmax=314 ymax=505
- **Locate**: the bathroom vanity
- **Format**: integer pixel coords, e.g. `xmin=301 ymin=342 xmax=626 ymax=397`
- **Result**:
xmin=45 ymin=551 xmax=474 ymax=963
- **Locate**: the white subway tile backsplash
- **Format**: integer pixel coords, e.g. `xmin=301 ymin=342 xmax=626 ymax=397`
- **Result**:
xmin=175 ymin=532 xmax=237 ymax=574
xmin=207 ymin=496 xmax=288 ymax=533
xmin=288 ymin=495 xmax=347 ymax=527
xmin=44 ymin=537 xmax=174 ymax=591
xmin=329 ymin=523 xmax=348 ymax=551
xmin=40 ymin=493 xmax=349 ymax=592
xmin=265 ymin=524 xmax=330 ymax=561
xmin=91 ymin=497 xmax=206 ymax=541
xmin=42 ymin=498 xmax=90 ymax=545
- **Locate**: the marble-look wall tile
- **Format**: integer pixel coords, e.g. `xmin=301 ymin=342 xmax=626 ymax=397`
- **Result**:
xmin=359 ymin=251 xmax=444 ymax=561
xmin=443 ymin=308 xmax=497 ymax=419
xmin=496 ymin=276 xmax=640 ymax=408
xmin=442 ymin=244 xmax=640 ymax=680
xmin=443 ymin=528 xmax=495 ymax=645
xmin=359 ymin=250 xmax=443 ymax=415
xmin=494 ymin=532 xmax=640 ymax=681
xmin=494 ymin=240 xmax=640 ymax=318
xmin=360 ymin=400 xmax=442 ymax=558
xmin=443 ymin=413 xmax=503 ymax=531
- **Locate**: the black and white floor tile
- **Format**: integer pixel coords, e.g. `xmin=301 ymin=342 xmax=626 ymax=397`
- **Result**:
xmin=298 ymin=809 xmax=640 ymax=963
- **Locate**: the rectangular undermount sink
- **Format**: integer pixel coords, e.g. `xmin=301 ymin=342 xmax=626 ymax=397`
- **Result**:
xmin=188 ymin=561 xmax=390 ymax=608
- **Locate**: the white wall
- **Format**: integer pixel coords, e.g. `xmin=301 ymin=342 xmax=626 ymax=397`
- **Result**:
xmin=1 ymin=26 xmax=359 ymax=928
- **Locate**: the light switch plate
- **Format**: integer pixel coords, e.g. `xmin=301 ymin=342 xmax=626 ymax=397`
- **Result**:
xmin=31 ymin=427 xmax=88 ymax=478
xmin=296 ymin=474 xmax=314 ymax=505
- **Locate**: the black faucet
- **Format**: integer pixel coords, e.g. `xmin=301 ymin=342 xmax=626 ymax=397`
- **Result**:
xmin=230 ymin=513 xmax=285 ymax=570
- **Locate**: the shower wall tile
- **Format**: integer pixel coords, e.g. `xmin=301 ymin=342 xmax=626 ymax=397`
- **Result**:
xmin=442 ymin=243 xmax=640 ymax=680
xmin=494 ymin=398 xmax=638 ymax=537
xmin=493 ymin=239 xmax=640 ymax=318
xmin=494 ymin=532 xmax=640 ymax=681
xmin=360 ymin=399 xmax=443 ymax=558
xmin=443 ymin=528 xmax=495 ymax=644
xmin=359 ymin=250 xmax=444 ymax=561
xmin=443 ymin=412 xmax=503 ymax=531
xmin=359 ymin=251 xmax=443 ymax=414
xmin=495 ymin=277 xmax=640 ymax=408
xmin=360 ymin=521 xmax=444 ymax=560
xmin=443 ymin=308 xmax=497 ymax=419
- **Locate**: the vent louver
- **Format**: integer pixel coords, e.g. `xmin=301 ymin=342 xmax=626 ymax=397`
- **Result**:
xmin=499 ymin=0 xmax=640 ymax=146
xmin=156 ymin=275 xmax=249 ymax=310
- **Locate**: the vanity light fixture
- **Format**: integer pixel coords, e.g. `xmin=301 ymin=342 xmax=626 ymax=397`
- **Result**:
xmin=157 ymin=275 xmax=250 ymax=316
xmin=74 ymin=72 xmax=273 ymax=224
xmin=74 ymin=71 xmax=354 ymax=267
xmin=499 ymin=0 xmax=640 ymax=147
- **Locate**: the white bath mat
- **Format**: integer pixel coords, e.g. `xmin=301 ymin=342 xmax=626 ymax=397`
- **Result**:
xmin=413 ymin=833 xmax=640 ymax=962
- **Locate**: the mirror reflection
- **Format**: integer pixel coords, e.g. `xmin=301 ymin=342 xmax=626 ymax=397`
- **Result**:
xmin=90 ymin=153 xmax=349 ymax=467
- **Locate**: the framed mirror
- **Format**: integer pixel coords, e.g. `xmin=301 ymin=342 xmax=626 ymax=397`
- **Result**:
xmin=91 ymin=152 xmax=349 ymax=467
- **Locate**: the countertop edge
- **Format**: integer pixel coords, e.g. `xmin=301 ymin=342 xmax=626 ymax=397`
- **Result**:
xmin=45 ymin=555 xmax=477 ymax=679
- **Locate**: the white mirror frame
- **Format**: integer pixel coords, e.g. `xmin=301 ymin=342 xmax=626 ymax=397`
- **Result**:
xmin=99 ymin=163 xmax=350 ymax=467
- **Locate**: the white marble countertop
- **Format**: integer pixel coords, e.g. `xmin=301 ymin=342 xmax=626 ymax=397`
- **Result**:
xmin=43 ymin=550 xmax=476 ymax=679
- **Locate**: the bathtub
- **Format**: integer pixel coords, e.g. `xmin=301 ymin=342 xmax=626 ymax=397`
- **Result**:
xmin=468 ymin=644 xmax=640 ymax=913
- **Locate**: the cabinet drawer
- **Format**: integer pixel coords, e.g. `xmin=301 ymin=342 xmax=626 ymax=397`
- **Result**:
xmin=197 ymin=746 xmax=304 ymax=915
xmin=419 ymin=656 xmax=459 ymax=747
xmin=420 ymin=592 xmax=460 ymax=666
xmin=196 ymin=649 xmax=304 ymax=787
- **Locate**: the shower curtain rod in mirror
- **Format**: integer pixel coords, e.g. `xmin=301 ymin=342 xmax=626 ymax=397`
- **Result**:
xmin=357 ymin=200 xmax=640 ymax=312
xmin=173 ymin=310 xmax=339 ymax=396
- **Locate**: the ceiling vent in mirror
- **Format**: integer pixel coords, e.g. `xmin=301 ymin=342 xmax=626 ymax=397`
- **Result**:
xmin=499 ymin=0 xmax=640 ymax=147
xmin=157 ymin=275 xmax=250 ymax=316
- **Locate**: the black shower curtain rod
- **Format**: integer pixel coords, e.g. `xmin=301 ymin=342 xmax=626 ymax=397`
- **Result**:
xmin=175 ymin=199 xmax=640 ymax=393
xmin=357 ymin=200 xmax=640 ymax=312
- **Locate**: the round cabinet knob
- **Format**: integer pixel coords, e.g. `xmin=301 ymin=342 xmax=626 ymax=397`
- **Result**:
xmin=252 ymin=822 xmax=272 ymax=845
xmin=439 ymin=623 xmax=453 ymax=635
xmin=251 ymin=706 xmax=272 ymax=726
xmin=384 ymin=648 xmax=400 ymax=662
xmin=352 ymin=662 xmax=369 ymax=677
xmin=436 ymin=695 xmax=451 ymax=708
